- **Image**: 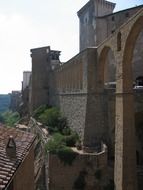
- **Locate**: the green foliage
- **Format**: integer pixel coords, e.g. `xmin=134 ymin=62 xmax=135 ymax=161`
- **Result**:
xmin=56 ymin=146 xmax=78 ymax=165
xmin=73 ymin=170 xmax=87 ymax=190
xmin=35 ymin=105 xmax=80 ymax=165
xmin=64 ymin=130 xmax=79 ymax=147
xmin=38 ymin=107 xmax=60 ymax=125
xmin=45 ymin=133 xmax=66 ymax=153
xmin=2 ymin=111 xmax=20 ymax=127
xmin=46 ymin=130 xmax=79 ymax=149
xmin=45 ymin=133 xmax=78 ymax=165
xmin=62 ymin=126 xmax=71 ymax=135
xmin=34 ymin=106 xmax=68 ymax=133
xmin=32 ymin=105 xmax=50 ymax=119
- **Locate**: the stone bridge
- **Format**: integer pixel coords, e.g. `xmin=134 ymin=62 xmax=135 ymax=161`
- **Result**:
xmin=30 ymin=7 xmax=143 ymax=190
xmin=96 ymin=8 xmax=143 ymax=190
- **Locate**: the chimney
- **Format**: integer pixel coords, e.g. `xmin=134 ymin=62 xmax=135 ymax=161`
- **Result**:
xmin=6 ymin=136 xmax=17 ymax=159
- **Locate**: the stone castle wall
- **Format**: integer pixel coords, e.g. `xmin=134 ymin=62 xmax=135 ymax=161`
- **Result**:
xmin=48 ymin=147 xmax=110 ymax=190
xmin=28 ymin=4 xmax=143 ymax=149
xmin=49 ymin=48 xmax=98 ymax=144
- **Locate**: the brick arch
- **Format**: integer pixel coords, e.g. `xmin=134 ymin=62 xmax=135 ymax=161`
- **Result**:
xmin=98 ymin=46 xmax=116 ymax=90
xmin=122 ymin=15 xmax=143 ymax=92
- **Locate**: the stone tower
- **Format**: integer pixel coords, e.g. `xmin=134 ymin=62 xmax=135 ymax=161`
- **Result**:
xmin=29 ymin=46 xmax=60 ymax=113
xmin=77 ymin=0 xmax=115 ymax=51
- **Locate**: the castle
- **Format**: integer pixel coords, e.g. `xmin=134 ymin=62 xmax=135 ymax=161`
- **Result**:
xmin=19 ymin=0 xmax=143 ymax=189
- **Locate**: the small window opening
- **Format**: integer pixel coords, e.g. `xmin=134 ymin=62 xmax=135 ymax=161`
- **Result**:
xmin=111 ymin=16 xmax=115 ymax=21
xmin=125 ymin=12 xmax=129 ymax=17
xmin=117 ymin=32 xmax=121 ymax=51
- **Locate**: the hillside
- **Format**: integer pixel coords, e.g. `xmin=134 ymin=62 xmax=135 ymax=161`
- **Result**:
xmin=0 ymin=94 xmax=10 ymax=113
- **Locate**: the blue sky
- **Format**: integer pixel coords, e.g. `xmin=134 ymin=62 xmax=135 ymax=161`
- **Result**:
xmin=0 ymin=0 xmax=142 ymax=93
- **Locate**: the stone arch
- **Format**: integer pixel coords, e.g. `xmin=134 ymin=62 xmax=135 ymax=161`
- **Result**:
xmin=98 ymin=46 xmax=116 ymax=90
xmin=122 ymin=16 xmax=143 ymax=91
xmin=98 ymin=46 xmax=116 ymax=159
xmin=114 ymin=15 xmax=143 ymax=190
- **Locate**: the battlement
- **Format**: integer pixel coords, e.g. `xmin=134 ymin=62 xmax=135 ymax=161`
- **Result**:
xmin=30 ymin=46 xmax=50 ymax=55
xmin=78 ymin=0 xmax=115 ymax=17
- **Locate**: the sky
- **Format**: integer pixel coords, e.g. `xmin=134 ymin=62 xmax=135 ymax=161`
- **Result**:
xmin=0 ymin=0 xmax=142 ymax=94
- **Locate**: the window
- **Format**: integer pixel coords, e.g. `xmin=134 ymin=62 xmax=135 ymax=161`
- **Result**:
xmin=125 ymin=12 xmax=129 ymax=17
xmin=111 ymin=16 xmax=115 ymax=21
xmin=117 ymin=32 xmax=121 ymax=51
xmin=111 ymin=30 xmax=115 ymax=33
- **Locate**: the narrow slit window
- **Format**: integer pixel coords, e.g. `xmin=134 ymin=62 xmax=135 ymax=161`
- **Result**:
xmin=117 ymin=32 xmax=121 ymax=51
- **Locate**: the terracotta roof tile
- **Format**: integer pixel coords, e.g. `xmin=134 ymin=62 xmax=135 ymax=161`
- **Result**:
xmin=0 ymin=126 xmax=36 ymax=190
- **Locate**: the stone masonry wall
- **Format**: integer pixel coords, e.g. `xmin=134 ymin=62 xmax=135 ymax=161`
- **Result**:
xmin=58 ymin=94 xmax=87 ymax=140
xmin=48 ymin=148 xmax=110 ymax=190
xmin=49 ymin=48 xmax=98 ymax=145
xmin=30 ymin=46 xmax=51 ymax=113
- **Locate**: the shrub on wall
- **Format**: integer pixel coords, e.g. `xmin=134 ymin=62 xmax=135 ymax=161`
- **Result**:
xmin=64 ymin=130 xmax=79 ymax=147
xmin=45 ymin=133 xmax=78 ymax=165
xmin=35 ymin=106 xmax=80 ymax=165
xmin=45 ymin=133 xmax=66 ymax=153
xmin=57 ymin=146 xmax=78 ymax=165
xmin=34 ymin=106 xmax=68 ymax=133
xmin=45 ymin=130 xmax=79 ymax=149
xmin=32 ymin=105 xmax=50 ymax=119
xmin=39 ymin=107 xmax=60 ymax=126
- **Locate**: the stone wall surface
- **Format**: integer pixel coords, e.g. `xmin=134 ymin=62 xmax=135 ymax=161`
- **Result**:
xmin=48 ymin=149 xmax=110 ymax=190
xmin=58 ymin=94 xmax=87 ymax=139
xmin=105 ymin=6 xmax=143 ymax=37
xmin=30 ymin=46 xmax=52 ymax=113
xmin=49 ymin=48 xmax=98 ymax=145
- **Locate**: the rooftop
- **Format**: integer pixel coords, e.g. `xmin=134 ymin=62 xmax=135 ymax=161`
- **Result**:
xmin=0 ymin=126 xmax=36 ymax=190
